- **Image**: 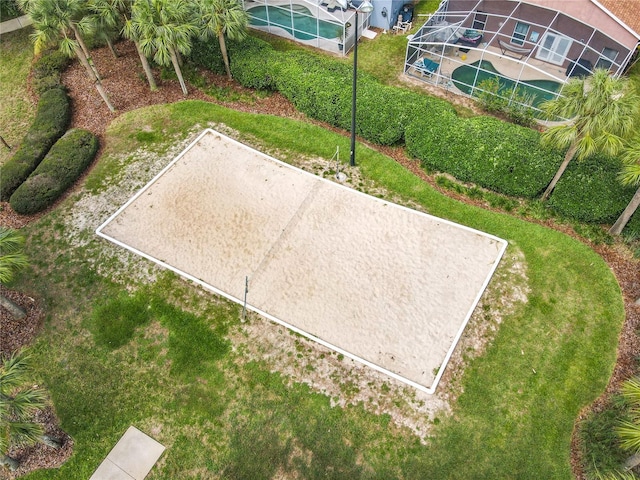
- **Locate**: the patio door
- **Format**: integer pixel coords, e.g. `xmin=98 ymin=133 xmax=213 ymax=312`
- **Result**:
xmin=536 ymin=32 xmax=572 ymax=65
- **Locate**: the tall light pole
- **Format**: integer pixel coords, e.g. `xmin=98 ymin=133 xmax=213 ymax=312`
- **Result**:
xmin=338 ymin=0 xmax=374 ymax=167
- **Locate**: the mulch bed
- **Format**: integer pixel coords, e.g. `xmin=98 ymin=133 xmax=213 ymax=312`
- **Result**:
xmin=1 ymin=38 xmax=639 ymax=478
xmin=0 ymin=407 xmax=74 ymax=480
xmin=0 ymin=288 xmax=72 ymax=480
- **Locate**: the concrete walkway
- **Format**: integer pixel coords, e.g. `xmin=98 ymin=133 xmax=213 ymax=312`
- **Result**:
xmin=90 ymin=426 xmax=165 ymax=480
xmin=0 ymin=15 xmax=32 ymax=35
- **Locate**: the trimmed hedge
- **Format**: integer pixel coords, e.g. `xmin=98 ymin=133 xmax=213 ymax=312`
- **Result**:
xmin=222 ymin=34 xmax=633 ymax=228
xmin=625 ymin=208 xmax=640 ymax=238
xmin=0 ymin=0 xmax=21 ymax=19
xmin=226 ymin=38 xmax=455 ymax=146
xmin=32 ymin=50 xmax=70 ymax=95
xmin=275 ymin=52 xmax=352 ymax=129
xmin=229 ymin=36 xmax=280 ymax=90
xmin=357 ymin=83 xmax=453 ymax=145
xmin=190 ymin=37 xmax=227 ymax=76
xmin=269 ymin=51 xmax=455 ymax=146
xmin=549 ymin=154 xmax=638 ymax=223
xmin=407 ymin=114 xmax=561 ymax=198
xmin=10 ymin=129 xmax=99 ymax=215
xmin=0 ymin=87 xmax=71 ymax=201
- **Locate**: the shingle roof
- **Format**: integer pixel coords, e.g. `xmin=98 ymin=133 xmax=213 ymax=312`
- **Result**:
xmin=598 ymin=0 xmax=640 ymax=37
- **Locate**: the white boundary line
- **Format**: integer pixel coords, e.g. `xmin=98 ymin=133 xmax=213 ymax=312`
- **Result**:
xmin=96 ymin=128 xmax=508 ymax=395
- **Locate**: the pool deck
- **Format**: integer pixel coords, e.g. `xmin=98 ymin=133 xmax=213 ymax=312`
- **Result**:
xmin=451 ymin=46 xmax=569 ymax=82
xmin=411 ymin=45 xmax=569 ymax=96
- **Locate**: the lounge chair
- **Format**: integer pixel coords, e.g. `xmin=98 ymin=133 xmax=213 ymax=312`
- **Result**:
xmin=414 ymin=58 xmax=439 ymax=77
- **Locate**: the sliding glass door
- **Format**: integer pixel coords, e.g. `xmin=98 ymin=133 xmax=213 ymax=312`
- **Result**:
xmin=536 ymin=32 xmax=572 ymax=65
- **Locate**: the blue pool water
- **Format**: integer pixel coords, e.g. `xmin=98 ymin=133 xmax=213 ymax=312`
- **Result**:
xmin=452 ymin=60 xmax=561 ymax=108
xmin=248 ymin=5 xmax=342 ymax=41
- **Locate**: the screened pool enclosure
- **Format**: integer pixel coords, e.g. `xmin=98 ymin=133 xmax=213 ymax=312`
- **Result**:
xmin=405 ymin=0 xmax=637 ymax=117
xmin=241 ymin=0 xmax=372 ymax=55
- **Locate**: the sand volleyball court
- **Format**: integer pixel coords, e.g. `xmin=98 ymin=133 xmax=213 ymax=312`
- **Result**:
xmin=96 ymin=129 xmax=507 ymax=393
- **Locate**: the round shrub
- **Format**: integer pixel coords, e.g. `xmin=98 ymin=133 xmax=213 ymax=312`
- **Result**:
xmin=548 ymin=154 xmax=637 ymax=223
xmin=10 ymin=129 xmax=99 ymax=215
xmin=0 ymin=87 xmax=71 ymax=200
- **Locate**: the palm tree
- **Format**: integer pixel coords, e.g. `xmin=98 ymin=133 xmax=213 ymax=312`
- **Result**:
xmin=609 ymin=141 xmax=640 ymax=235
xmin=88 ymin=0 xmax=122 ymax=58
xmin=0 ymin=228 xmax=29 ymax=320
xmin=19 ymin=0 xmax=116 ymax=112
xmin=0 ymin=351 xmax=49 ymax=471
xmin=540 ymin=69 xmax=639 ymax=200
xmin=197 ymin=0 xmax=248 ymax=80
xmin=91 ymin=0 xmax=158 ymax=90
xmin=609 ymin=376 xmax=640 ymax=479
xmin=131 ymin=0 xmax=197 ymax=96
xmin=18 ymin=0 xmax=98 ymax=78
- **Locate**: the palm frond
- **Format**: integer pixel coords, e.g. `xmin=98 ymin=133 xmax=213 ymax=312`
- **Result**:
xmin=9 ymin=388 xmax=47 ymax=418
xmin=0 ymin=228 xmax=25 ymax=253
xmin=0 ymin=254 xmax=29 ymax=285
xmin=618 ymin=163 xmax=640 ymax=187
xmin=131 ymin=0 xmax=197 ymax=66
xmin=7 ymin=422 xmax=44 ymax=448
xmin=0 ymin=352 xmax=32 ymax=395
xmin=0 ymin=350 xmax=48 ymax=455
xmin=622 ymin=377 xmax=640 ymax=404
xmin=593 ymin=468 xmax=638 ymax=480
xmin=541 ymin=124 xmax=576 ymax=151
xmin=198 ymin=0 xmax=248 ymax=40
xmin=59 ymin=35 xmax=78 ymax=58
xmin=618 ymin=420 xmax=640 ymax=453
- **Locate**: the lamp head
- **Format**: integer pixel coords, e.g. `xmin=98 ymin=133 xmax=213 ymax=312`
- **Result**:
xmin=359 ymin=0 xmax=374 ymax=12
xmin=336 ymin=0 xmax=374 ymax=12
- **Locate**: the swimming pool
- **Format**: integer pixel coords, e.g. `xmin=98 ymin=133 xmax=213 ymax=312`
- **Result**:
xmin=248 ymin=5 xmax=342 ymax=41
xmin=452 ymin=60 xmax=561 ymax=108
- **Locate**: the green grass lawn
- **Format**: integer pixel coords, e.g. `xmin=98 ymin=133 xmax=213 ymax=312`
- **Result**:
xmin=15 ymin=101 xmax=623 ymax=479
xmin=0 ymin=28 xmax=35 ymax=165
xmin=356 ymin=0 xmax=439 ymax=86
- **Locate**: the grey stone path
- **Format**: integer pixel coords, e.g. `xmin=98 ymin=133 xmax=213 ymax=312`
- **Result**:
xmin=0 ymin=15 xmax=32 ymax=35
xmin=89 ymin=426 xmax=165 ymax=480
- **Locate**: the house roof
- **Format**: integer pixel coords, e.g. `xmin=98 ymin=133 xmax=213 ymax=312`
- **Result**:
xmin=596 ymin=0 xmax=640 ymax=38
xmin=525 ymin=0 xmax=640 ymax=47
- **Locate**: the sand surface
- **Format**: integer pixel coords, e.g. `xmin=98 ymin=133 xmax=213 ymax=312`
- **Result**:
xmin=97 ymin=129 xmax=507 ymax=393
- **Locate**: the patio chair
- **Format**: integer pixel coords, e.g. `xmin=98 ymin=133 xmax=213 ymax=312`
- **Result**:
xmin=393 ymin=20 xmax=412 ymax=34
xmin=414 ymin=58 xmax=439 ymax=77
